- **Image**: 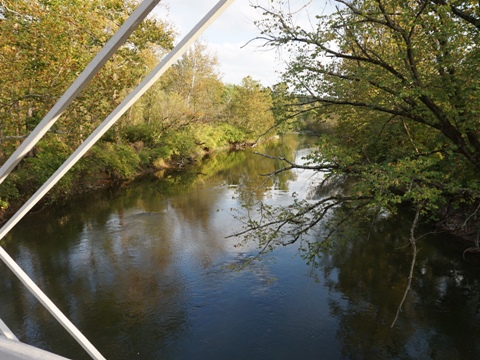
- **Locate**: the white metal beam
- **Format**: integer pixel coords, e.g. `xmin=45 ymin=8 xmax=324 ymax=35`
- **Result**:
xmin=0 ymin=1 xmax=236 ymax=359
xmin=0 ymin=319 xmax=18 ymax=342
xmin=0 ymin=0 xmax=236 ymax=243
xmin=0 ymin=247 xmax=104 ymax=360
xmin=0 ymin=0 xmax=161 ymax=185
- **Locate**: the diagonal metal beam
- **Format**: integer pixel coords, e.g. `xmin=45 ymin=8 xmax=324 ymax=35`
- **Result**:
xmin=0 ymin=246 xmax=105 ymax=360
xmin=0 ymin=0 xmax=236 ymax=243
xmin=0 ymin=1 xmax=236 ymax=359
xmin=0 ymin=319 xmax=19 ymax=341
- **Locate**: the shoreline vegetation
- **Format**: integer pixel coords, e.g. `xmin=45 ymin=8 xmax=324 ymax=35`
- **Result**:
xmin=0 ymin=0 xmax=277 ymax=224
xmin=0 ymin=127 xmax=277 ymax=225
xmin=227 ymin=0 xmax=480 ymax=261
xmin=1 ymin=130 xmax=479 ymax=251
xmin=1 ymin=1 xmax=480 ymax=254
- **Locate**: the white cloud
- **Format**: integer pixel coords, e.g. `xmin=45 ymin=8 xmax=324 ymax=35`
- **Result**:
xmin=155 ymin=0 xmax=335 ymax=86
xmin=155 ymin=0 xmax=284 ymax=85
xmin=210 ymin=41 xmax=283 ymax=86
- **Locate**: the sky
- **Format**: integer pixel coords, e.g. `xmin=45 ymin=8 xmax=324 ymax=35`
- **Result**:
xmin=154 ymin=0 xmax=335 ymax=86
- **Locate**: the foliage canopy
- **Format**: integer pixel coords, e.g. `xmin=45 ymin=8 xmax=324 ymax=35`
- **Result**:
xmin=236 ymin=0 xmax=480 ymax=258
xmin=0 ymin=1 xmax=276 ymax=211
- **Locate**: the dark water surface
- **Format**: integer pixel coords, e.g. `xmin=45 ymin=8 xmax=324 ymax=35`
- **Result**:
xmin=1 ymin=134 xmax=480 ymax=359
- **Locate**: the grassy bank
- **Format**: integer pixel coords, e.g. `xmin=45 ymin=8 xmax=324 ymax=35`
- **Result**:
xmin=0 ymin=123 xmax=259 ymax=223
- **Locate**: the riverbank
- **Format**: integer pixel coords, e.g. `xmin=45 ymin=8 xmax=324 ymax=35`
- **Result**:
xmin=2 ymin=133 xmax=479 ymax=253
xmin=436 ymin=205 xmax=480 ymax=253
xmin=0 ymin=136 xmax=264 ymax=226
xmin=2 ymin=133 xmax=480 ymax=360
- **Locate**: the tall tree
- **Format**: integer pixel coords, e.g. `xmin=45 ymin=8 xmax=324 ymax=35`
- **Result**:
xmin=227 ymin=76 xmax=275 ymax=139
xmin=0 ymin=0 xmax=174 ymax=208
xmin=0 ymin=0 xmax=173 ymax=150
xmin=162 ymin=41 xmax=224 ymax=121
xmin=237 ymin=0 xmax=480 ymax=260
xmin=126 ymin=40 xmax=225 ymax=137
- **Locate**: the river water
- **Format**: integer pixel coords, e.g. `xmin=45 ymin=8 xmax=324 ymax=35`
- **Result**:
xmin=1 ymin=134 xmax=480 ymax=359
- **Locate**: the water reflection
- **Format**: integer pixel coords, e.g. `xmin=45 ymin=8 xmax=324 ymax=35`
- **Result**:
xmin=318 ymin=213 xmax=480 ymax=359
xmin=0 ymin=134 xmax=314 ymax=359
xmin=2 ymin=195 xmax=191 ymax=358
xmin=0 ymin=134 xmax=479 ymax=359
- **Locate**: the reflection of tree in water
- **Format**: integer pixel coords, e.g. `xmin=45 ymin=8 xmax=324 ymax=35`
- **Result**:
xmin=313 ymin=212 xmax=480 ymax=359
xmin=0 ymin=190 xmax=189 ymax=359
xmin=229 ymin=135 xmax=309 ymax=207
xmin=162 ymin=135 xmax=312 ymax=265
xmin=0 ymin=133 xmax=318 ymax=358
xmin=145 ymin=134 xmax=310 ymax=205
xmin=151 ymin=134 xmax=310 ymax=209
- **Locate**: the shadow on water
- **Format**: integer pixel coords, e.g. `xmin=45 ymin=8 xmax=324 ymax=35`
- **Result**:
xmin=317 ymin=211 xmax=480 ymax=360
xmin=0 ymin=134 xmax=479 ymax=359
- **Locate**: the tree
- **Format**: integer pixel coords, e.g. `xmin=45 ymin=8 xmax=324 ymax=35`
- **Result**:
xmin=126 ymin=41 xmax=224 ymax=134
xmin=0 ymin=0 xmax=174 ymax=207
xmin=233 ymin=0 xmax=480 ymax=318
xmin=270 ymin=82 xmax=296 ymax=133
xmin=0 ymin=0 xmax=173 ymax=149
xmin=227 ymin=76 xmax=275 ymax=139
xmin=164 ymin=41 xmax=224 ymax=118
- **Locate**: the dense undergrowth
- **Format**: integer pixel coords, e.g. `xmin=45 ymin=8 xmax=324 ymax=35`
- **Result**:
xmin=0 ymin=121 xmax=260 ymax=220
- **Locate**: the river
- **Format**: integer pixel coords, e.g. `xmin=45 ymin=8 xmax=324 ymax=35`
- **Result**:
xmin=1 ymin=134 xmax=479 ymax=359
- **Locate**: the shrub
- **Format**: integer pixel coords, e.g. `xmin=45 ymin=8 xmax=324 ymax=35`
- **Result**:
xmin=90 ymin=142 xmax=141 ymax=180
xmin=123 ymin=123 xmax=161 ymax=147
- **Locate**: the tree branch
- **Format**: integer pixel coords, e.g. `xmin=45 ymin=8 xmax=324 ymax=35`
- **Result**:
xmin=253 ymin=151 xmax=338 ymax=175
xmin=391 ymin=205 xmax=421 ymax=327
xmin=228 ymin=195 xmax=371 ymax=240
xmin=430 ymin=0 xmax=480 ymax=29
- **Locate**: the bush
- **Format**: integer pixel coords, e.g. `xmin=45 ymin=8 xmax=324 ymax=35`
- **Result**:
xmin=192 ymin=123 xmax=243 ymax=150
xmin=160 ymin=129 xmax=197 ymax=158
xmin=89 ymin=142 xmax=141 ymax=180
xmin=14 ymin=138 xmax=74 ymax=197
xmin=123 ymin=123 xmax=161 ymax=147
xmin=216 ymin=123 xmax=246 ymax=144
